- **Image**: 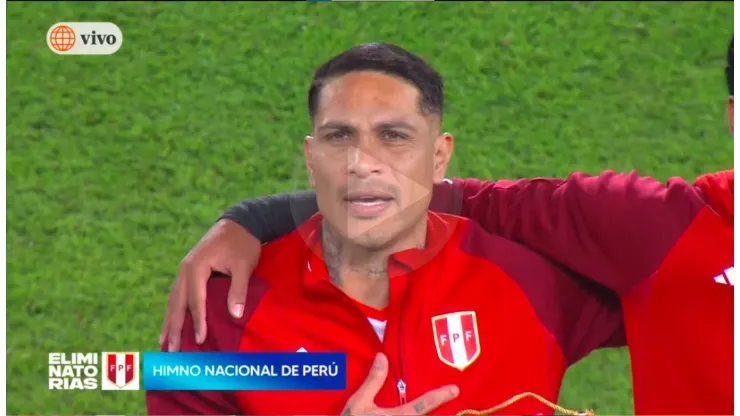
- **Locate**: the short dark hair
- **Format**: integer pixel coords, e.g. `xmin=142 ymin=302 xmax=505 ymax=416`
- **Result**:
xmin=307 ymin=43 xmax=444 ymax=123
xmin=726 ymin=37 xmax=733 ymax=96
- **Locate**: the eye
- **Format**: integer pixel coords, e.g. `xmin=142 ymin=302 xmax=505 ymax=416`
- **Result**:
xmin=381 ymin=130 xmax=406 ymax=141
xmin=325 ymin=131 xmax=350 ymax=141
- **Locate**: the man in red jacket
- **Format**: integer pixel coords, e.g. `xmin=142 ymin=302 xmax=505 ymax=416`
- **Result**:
xmin=160 ymin=38 xmax=734 ymax=415
xmin=148 ymin=43 xmax=625 ymax=416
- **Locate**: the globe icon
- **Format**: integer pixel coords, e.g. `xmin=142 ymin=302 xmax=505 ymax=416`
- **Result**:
xmin=49 ymin=25 xmax=76 ymax=52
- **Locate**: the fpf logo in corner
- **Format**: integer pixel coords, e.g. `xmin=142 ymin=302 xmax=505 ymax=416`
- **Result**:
xmin=101 ymin=352 xmax=140 ymax=390
xmin=47 ymin=22 xmax=123 ymax=55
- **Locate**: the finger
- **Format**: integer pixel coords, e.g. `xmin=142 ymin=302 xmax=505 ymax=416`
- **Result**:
xmin=164 ymin=277 xmax=187 ymax=351
xmin=226 ymin=259 xmax=252 ymax=319
xmin=186 ymin=260 xmax=212 ymax=345
xmin=227 ymin=231 xmax=262 ymax=318
xmin=388 ymin=385 xmax=459 ymax=415
xmin=159 ymin=314 xmax=168 ymax=347
xmin=351 ymin=353 xmax=389 ymax=403
xmin=159 ymin=278 xmax=178 ymax=346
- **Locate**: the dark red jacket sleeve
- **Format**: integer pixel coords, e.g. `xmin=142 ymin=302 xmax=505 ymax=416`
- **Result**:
xmin=430 ymin=171 xmax=709 ymax=294
xmin=146 ymin=276 xmax=254 ymax=415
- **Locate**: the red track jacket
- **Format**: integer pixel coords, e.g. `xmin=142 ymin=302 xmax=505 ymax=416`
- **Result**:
xmin=147 ymin=212 xmax=624 ymax=415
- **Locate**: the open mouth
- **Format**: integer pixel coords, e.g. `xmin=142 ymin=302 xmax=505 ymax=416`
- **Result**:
xmin=344 ymin=191 xmax=394 ymax=217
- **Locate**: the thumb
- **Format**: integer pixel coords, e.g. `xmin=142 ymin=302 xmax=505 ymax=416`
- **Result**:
xmin=353 ymin=353 xmax=389 ymax=403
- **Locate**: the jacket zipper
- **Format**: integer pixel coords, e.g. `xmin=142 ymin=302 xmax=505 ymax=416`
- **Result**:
xmin=397 ymin=379 xmax=407 ymax=404
xmin=320 ymin=274 xmax=411 ymax=406
xmin=395 ymin=271 xmax=411 ymax=406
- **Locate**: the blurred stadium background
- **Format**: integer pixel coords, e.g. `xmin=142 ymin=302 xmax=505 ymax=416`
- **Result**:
xmin=7 ymin=2 xmax=733 ymax=414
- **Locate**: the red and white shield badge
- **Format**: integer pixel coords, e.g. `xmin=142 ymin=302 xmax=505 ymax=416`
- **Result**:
xmin=432 ymin=311 xmax=481 ymax=371
xmin=105 ymin=353 xmax=136 ymax=388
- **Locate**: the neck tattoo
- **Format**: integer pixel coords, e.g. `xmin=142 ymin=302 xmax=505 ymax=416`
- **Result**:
xmin=321 ymin=222 xmax=389 ymax=286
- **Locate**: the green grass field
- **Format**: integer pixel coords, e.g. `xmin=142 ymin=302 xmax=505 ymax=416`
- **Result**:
xmin=7 ymin=2 xmax=733 ymax=414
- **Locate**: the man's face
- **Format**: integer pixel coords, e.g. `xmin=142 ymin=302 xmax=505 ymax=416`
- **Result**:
xmin=305 ymin=71 xmax=452 ymax=250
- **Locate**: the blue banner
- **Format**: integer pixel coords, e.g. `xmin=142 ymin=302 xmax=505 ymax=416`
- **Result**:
xmin=143 ymin=352 xmax=347 ymax=391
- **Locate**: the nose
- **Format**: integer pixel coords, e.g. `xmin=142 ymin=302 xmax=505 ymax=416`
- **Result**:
xmin=347 ymin=139 xmax=384 ymax=179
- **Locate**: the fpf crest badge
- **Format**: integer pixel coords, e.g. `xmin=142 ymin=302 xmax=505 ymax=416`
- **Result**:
xmin=431 ymin=311 xmax=481 ymax=371
xmin=101 ymin=352 xmax=140 ymax=390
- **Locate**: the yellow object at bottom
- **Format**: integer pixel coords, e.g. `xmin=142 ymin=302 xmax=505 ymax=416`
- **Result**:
xmin=456 ymin=392 xmax=595 ymax=416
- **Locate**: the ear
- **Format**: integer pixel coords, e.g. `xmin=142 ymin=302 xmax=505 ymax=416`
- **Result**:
xmin=728 ymin=96 xmax=734 ymax=135
xmin=304 ymin=135 xmax=316 ymax=188
xmin=432 ymin=133 xmax=454 ymax=184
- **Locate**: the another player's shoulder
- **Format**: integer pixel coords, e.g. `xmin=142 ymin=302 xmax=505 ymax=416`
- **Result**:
xmin=695 ymin=169 xmax=734 ymax=194
xmin=694 ymin=169 xmax=734 ymax=221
